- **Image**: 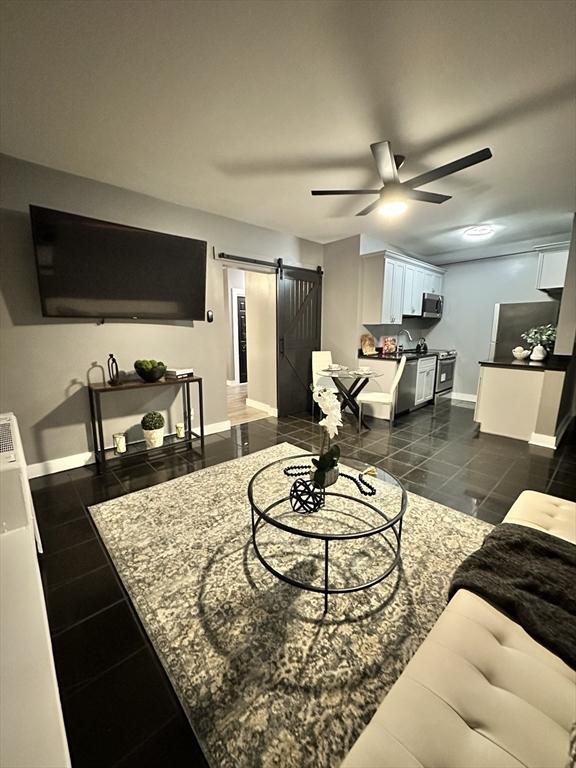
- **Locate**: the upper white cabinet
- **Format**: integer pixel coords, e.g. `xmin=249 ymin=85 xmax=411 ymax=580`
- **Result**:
xmin=362 ymin=252 xmax=444 ymax=325
xmin=422 ymin=270 xmax=443 ymax=296
xmin=362 ymin=255 xmax=405 ymax=324
xmin=537 ymin=250 xmax=568 ymax=291
xmin=383 ymin=259 xmax=405 ymax=324
xmin=403 ymin=265 xmax=425 ymax=316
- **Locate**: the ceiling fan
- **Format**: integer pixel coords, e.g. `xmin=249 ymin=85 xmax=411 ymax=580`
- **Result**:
xmin=311 ymin=141 xmax=492 ymax=216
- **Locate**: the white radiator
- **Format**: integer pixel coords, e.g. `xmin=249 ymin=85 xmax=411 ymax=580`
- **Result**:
xmin=0 ymin=412 xmax=70 ymax=768
xmin=0 ymin=412 xmax=42 ymax=552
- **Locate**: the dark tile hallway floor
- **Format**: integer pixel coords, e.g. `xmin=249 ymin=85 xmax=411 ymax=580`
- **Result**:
xmin=30 ymin=398 xmax=576 ymax=767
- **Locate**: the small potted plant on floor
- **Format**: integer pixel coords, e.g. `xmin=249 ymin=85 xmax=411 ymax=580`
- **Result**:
xmin=141 ymin=411 xmax=165 ymax=448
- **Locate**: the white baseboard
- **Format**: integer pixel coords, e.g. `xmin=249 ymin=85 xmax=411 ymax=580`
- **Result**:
xmin=449 ymin=392 xmax=477 ymax=403
xmin=528 ymin=431 xmax=557 ymax=449
xmin=27 ymin=451 xmax=95 ymax=478
xmin=26 ymin=419 xmax=233 ymax=478
xmin=245 ymin=398 xmax=277 ymax=417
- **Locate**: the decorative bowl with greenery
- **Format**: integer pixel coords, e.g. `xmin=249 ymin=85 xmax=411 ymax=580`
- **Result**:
xmin=141 ymin=410 xmax=165 ymax=448
xmin=134 ymin=359 xmax=167 ymax=383
xmin=520 ymin=324 xmax=557 ymax=351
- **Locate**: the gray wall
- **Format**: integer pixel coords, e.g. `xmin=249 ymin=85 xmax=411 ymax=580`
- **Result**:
xmin=321 ymin=236 xmax=362 ymax=368
xmin=554 ymin=216 xmax=576 ymax=438
xmin=0 ymin=154 xmax=322 ymax=467
xmin=554 ymin=215 xmax=576 ymax=356
xmin=426 ymin=252 xmax=555 ymax=396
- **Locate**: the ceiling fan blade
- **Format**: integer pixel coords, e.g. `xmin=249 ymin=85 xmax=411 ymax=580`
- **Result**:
xmin=403 ymin=147 xmax=493 ymax=189
xmin=311 ymin=189 xmax=381 ymax=196
xmin=370 ymin=141 xmax=399 ymax=184
xmin=405 ymin=189 xmax=451 ymax=204
xmin=356 ymin=199 xmax=381 ymax=216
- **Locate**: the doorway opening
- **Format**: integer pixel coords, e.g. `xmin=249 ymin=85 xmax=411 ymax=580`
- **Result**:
xmin=223 ymin=261 xmax=322 ymax=426
xmin=225 ymin=267 xmax=273 ymax=426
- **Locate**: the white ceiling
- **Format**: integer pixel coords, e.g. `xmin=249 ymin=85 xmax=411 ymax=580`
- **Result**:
xmin=1 ymin=0 xmax=575 ymax=263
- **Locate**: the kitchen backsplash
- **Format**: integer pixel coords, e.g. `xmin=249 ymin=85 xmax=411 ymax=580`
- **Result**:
xmin=364 ymin=316 xmax=439 ymax=345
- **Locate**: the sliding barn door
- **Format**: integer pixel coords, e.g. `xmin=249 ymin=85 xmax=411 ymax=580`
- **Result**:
xmin=276 ymin=265 xmax=322 ymax=416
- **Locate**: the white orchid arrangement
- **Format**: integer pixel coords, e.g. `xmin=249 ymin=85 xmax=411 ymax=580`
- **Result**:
xmin=311 ymin=386 xmax=342 ymax=486
xmin=312 ymin=387 xmax=343 ymax=440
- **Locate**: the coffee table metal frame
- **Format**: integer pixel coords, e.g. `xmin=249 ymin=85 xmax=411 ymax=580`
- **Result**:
xmin=247 ymin=454 xmax=408 ymax=613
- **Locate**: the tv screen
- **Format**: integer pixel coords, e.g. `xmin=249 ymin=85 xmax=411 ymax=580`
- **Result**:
xmin=30 ymin=205 xmax=207 ymax=320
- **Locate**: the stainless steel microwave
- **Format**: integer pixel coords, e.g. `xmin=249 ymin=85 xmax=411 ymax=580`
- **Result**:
xmin=422 ymin=293 xmax=443 ymax=318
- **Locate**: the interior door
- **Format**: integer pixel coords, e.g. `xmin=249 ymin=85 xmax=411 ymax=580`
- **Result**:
xmin=276 ymin=265 xmax=322 ymax=416
xmin=237 ymin=295 xmax=247 ymax=384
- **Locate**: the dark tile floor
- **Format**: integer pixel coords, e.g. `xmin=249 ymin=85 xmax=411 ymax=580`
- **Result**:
xmin=31 ymin=398 xmax=576 ymax=766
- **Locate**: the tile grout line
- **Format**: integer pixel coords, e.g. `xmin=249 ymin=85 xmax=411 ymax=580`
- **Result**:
xmin=60 ymin=645 xmax=148 ymax=702
xmin=45 ymin=558 xmax=109 ymax=593
xmin=50 ymin=595 xmax=126 ymax=638
xmin=108 ymin=713 xmax=186 ymax=768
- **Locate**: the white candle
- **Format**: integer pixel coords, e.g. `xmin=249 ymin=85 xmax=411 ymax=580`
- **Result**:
xmin=113 ymin=433 xmax=126 ymax=454
xmin=175 ymin=422 xmax=185 ymax=439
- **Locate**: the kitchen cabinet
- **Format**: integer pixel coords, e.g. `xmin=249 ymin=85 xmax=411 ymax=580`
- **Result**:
xmin=362 ymin=254 xmax=405 ymax=324
xmin=383 ymin=259 xmax=405 ymax=324
xmin=415 ymin=356 xmax=436 ymax=405
xmin=537 ymin=250 xmax=568 ymax=291
xmin=422 ymin=270 xmax=443 ymax=296
xmin=403 ymin=265 xmax=425 ymax=316
xmin=361 ymin=252 xmax=443 ymax=325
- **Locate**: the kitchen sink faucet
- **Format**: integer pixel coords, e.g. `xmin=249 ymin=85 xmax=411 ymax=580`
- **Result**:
xmin=399 ymin=329 xmax=413 ymax=345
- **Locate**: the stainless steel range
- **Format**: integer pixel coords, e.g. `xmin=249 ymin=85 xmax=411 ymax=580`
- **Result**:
xmin=430 ymin=349 xmax=457 ymax=394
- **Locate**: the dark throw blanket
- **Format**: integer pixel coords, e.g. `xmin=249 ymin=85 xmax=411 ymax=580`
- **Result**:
xmin=449 ymin=523 xmax=576 ymax=670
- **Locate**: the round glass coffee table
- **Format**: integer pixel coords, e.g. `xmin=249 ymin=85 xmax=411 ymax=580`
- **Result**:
xmin=247 ymin=454 xmax=407 ymax=613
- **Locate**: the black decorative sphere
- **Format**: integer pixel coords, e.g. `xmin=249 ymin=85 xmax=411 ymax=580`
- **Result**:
xmin=289 ymin=478 xmax=323 ymax=514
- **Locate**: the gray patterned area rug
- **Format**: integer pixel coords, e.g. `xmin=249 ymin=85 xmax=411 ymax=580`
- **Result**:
xmin=89 ymin=443 xmax=492 ymax=768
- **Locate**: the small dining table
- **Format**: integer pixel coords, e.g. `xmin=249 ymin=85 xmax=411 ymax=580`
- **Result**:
xmin=320 ymin=368 xmax=383 ymax=430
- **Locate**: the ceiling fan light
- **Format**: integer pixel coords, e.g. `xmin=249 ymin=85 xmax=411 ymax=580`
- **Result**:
xmin=378 ymin=200 xmax=408 ymax=217
xmin=463 ymin=224 xmax=495 ymax=240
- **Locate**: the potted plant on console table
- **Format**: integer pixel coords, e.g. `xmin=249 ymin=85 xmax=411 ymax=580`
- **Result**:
xmin=141 ymin=411 xmax=165 ymax=449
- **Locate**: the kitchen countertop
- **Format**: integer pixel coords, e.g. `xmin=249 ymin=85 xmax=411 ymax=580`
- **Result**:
xmin=359 ymin=350 xmax=438 ymax=361
xmin=479 ymin=355 xmax=571 ymax=372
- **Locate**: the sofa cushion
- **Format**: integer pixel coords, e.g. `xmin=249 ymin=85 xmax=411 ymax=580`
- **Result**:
xmin=502 ymin=490 xmax=576 ymax=545
xmin=341 ymin=589 xmax=576 ymax=768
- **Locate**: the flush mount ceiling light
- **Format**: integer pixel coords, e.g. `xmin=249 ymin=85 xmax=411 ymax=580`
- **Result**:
xmin=463 ymin=224 xmax=496 ymax=240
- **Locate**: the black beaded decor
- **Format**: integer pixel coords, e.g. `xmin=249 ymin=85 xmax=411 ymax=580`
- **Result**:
xmin=289 ymin=478 xmax=323 ymax=514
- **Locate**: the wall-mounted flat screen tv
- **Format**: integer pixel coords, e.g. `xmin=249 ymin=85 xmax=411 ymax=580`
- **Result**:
xmin=30 ymin=205 xmax=207 ymax=320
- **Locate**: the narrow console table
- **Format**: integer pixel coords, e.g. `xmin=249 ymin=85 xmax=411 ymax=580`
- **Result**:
xmin=88 ymin=376 xmax=205 ymax=472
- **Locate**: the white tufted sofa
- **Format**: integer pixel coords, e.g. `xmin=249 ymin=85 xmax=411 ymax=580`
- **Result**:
xmin=341 ymin=491 xmax=576 ymax=768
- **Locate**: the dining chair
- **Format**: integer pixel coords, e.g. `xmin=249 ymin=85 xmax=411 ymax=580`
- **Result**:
xmin=356 ymin=355 xmax=407 ymax=432
xmin=311 ymin=350 xmax=339 ymax=416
